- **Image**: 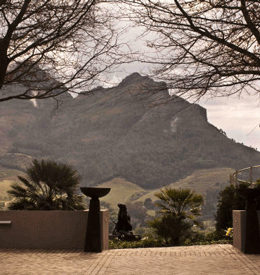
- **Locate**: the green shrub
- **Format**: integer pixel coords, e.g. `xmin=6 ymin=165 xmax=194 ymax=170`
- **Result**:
xmin=109 ymin=237 xmax=164 ymax=249
xmin=149 ymin=188 xmax=204 ymax=246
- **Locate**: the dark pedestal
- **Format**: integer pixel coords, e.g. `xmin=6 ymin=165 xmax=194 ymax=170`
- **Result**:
xmin=84 ymin=197 xmax=102 ymax=252
xmin=236 ymin=189 xmax=260 ymax=254
xmin=80 ymin=187 xmax=110 ymax=253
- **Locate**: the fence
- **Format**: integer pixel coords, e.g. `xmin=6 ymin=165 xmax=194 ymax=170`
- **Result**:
xmin=230 ymin=165 xmax=260 ymax=186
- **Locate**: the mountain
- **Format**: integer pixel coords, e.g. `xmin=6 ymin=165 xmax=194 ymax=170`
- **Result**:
xmin=0 ymin=72 xmax=260 ymax=189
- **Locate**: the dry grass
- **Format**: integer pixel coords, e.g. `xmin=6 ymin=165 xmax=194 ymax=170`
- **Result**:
xmin=0 ymin=168 xmax=24 ymax=203
xmin=97 ymin=177 xmax=146 ymax=209
xmin=135 ymin=167 xmax=235 ymax=203
xmin=96 ymin=167 xmax=234 ymax=209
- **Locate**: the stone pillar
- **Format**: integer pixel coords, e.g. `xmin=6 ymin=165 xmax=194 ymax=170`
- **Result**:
xmin=233 ymin=210 xmax=246 ymax=252
xmin=233 ymin=210 xmax=260 ymax=254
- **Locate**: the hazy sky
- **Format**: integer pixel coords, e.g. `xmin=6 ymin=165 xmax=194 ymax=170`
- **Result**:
xmin=200 ymin=95 xmax=260 ymax=151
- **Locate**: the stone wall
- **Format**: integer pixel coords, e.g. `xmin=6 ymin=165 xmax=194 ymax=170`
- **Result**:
xmin=0 ymin=210 xmax=109 ymax=250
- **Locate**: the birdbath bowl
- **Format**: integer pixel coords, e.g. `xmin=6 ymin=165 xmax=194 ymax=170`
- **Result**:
xmin=236 ymin=188 xmax=260 ymax=254
xmin=80 ymin=187 xmax=111 ymax=199
xmin=80 ymin=187 xmax=111 ymax=253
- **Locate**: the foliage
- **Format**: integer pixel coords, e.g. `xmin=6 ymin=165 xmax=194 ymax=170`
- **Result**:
xmin=148 ymin=187 xmax=204 ymax=245
xmin=149 ymin=215 xmax=192 ymax=245
xmin=7 ymin=159 xmax=85 ymax=210
xmin=109 ymin=220 xmax=231 ymax=250
xmin=109 ymin=237 xmax=164 ymax=249
xmin=215 ymin=183 xmax=249 ymax=232
xmin=109 ymin=230 xmax=232 ymax=249
xmin=215 ymin=180 xmax=260 ymax=233
xmin=0 ymin=0 xmax=123 ymax=102
xmin=182 ymin=229 xmax=229 ymax=246
xmin=131 ymin=0 xmax=260 ymax=98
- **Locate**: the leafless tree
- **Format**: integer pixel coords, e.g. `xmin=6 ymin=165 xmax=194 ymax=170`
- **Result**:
xmin=128 ymin=0 xmax=260 ymax=99
xmin=0 ymin=0 xmax=126 ymax=102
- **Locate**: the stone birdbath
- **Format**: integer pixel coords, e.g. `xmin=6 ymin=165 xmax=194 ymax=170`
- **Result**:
xmin=236 ymin=188 xmax=260 ymax=254
xmin=80 ymin=187 xmax=111 ymax=252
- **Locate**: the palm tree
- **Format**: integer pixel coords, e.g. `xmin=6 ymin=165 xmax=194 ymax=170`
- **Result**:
xmin=7 ymin=159 xmax=85 ymax=210
xmin=149 ymin=187 xmax=204 ymax=245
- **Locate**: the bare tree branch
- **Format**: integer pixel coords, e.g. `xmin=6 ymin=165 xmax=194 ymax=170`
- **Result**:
xmin=128 ymin=0 xmax=260 ymax=98
xmin=0 ymin=0 xmax=127 ymax=102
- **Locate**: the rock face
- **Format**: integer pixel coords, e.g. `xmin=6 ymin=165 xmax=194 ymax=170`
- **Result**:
xmin=0 ymin=73 xmax=260 ymax=189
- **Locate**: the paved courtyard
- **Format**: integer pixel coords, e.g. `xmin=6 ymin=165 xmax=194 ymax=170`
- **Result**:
xmin=1 ymin=244 xmax=260 ymax=275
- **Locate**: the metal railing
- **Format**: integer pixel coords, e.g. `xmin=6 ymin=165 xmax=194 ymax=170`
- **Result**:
xmin=230 ymin=165 xmax=260 ymax=186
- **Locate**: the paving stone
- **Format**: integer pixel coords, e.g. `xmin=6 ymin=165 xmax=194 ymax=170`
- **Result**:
xmin=0 ymin=244 xmax=260 ymax=274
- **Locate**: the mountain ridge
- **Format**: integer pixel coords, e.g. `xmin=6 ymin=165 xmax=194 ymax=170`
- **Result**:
xmin=0 ymin=73 xmax=259 ymax=189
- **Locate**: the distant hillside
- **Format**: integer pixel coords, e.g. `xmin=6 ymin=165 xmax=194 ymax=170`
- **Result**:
xmin=97 ymin=178 xmax=147 ymax=209
xmin=97 ymin=167 xmax=232 ymax=203
xmin=0 ymin=73 xmax=259 ymax=189
xmin=135 ymin=167 xmax=234 ymax=202
xmin=97 ymin=167 xmax=234 ymax=222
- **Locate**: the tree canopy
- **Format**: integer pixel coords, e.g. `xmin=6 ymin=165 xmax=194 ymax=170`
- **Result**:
xmin=215 ymin=180 xmax=260 ymax=232
xmin=130 ymin=0 xmax=260 ymax=99
xmin=0 ymin=0 xmax=124 ymax=102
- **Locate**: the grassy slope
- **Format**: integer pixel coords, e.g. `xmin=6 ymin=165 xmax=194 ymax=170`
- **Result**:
xmin=96 ymin=168 xmax=235 ymax=209
xmin=136 ymin=167 xmax=235 ymax=203
xmin=0 ymin=168 xmax=24 ymax=205
xmin=0 ymin=168 xmax=23 ymax=180
xmin=0 ymin=180 xmax=14 ymax=200
xmin=97 ymin=177 xmax=146 ymax=209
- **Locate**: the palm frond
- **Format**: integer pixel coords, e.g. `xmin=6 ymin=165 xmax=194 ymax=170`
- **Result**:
xmin=8 ymin=158 xmax=85 ymax=210
xmin=7 ymin=183 xmax=27 ymax=198
xmin=17 ymin=176 xmax=38 ymax=192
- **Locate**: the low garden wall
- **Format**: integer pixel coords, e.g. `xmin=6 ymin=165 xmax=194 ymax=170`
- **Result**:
xmin=0 ymin=210 xmax=109 ymax=250
xmin=233 ymin=210 xmax=260 ymax=253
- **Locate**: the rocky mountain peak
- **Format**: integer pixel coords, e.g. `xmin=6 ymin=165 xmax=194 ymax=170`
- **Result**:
xmin=0 ymin=73 xmax=259 ymax=189
xmin=117 ymin=72 xmax=145 ymax=86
